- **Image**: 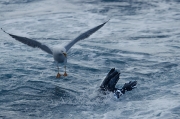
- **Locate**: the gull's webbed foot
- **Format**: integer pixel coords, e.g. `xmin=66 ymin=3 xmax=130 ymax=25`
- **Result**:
xmin=56 ymin=73 xmax=61 ymax=78
xmin=63 ymin=71 xmax=67 ymax=76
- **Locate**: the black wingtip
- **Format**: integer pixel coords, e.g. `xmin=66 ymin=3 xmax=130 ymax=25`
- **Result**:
xmin=103 ymin=19 xmax=110 ymax=25
xmin=1 ymin=28 xmax=5 ymax=32
xmin=107 ymin=19 xmax=110 ymax=23
xmin=1 ymin=28 xmax=9 ymax=35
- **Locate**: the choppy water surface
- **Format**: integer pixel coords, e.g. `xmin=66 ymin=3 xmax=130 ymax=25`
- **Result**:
xmin=0 ymin=0 xmax=180 ymax=118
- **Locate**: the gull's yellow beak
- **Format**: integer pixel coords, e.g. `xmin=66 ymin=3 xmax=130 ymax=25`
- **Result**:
xmin=63 ymin=52 xmax=67 ymax=57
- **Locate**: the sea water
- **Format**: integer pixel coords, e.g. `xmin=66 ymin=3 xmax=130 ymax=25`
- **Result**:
xmin=0 ymin=0 xmax=180 ymax=118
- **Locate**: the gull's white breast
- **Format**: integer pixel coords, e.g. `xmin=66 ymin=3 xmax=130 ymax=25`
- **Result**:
xmin=52 ymin=46 xmax=66 ymax=63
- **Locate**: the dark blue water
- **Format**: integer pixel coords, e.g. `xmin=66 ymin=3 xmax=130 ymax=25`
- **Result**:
xmin=0 ymin=0 xmax=180 ymax=118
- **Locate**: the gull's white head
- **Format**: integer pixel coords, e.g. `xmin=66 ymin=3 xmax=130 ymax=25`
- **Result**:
xmin=52 ymin=46 xmax=67 ymax=63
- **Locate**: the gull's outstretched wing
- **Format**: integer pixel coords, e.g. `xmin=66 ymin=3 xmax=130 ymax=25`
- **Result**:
xmin=65 ymin=20 xmax=109 ymax=52
xmin=1 ymin=28 xmax=53 ymax=54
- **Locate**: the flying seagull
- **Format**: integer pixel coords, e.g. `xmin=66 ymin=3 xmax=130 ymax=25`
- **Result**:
xmin=1 ymin=20 xmax=109 ymax=78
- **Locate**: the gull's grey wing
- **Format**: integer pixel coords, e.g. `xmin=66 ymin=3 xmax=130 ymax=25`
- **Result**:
xmin=1 ymin=28 xmax=53 ymax=54
xmin=65 ymin=20 xmax=109 ymax=52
